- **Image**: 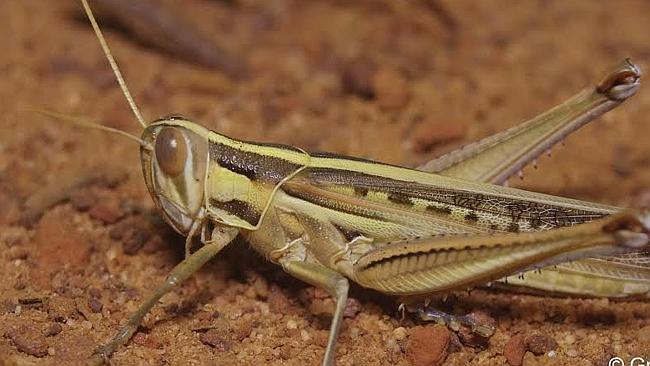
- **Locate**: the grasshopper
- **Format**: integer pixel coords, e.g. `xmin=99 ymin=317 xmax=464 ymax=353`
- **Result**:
xmin=65 ymin=1 xmax=649 ymax=365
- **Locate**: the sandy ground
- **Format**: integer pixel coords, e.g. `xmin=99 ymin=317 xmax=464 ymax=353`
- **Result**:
xmin=1 ymin=0 xmax=650 ymax=365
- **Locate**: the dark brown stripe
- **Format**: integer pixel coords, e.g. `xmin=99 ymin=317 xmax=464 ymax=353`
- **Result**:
xmin=216 ymin=155 xmax=256 ymax=180
xmin=210 ymin=142 xmax=302 ymax=183
xmin=303 ymin=168 xmax=607 ymax=230
xmin=387 ymin=192 xmax=413 ymax=205
xmin=209 ymin=198 xmax=261 ymax=226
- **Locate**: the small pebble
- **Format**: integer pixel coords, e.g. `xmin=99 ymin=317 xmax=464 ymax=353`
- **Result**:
xmin=406 ymin=325 xmax=451 ymax=366
xmin=504 ymin=334 xmax=526 ymax=366
xmin=258 ymin=302 xmax=270 ymax=316
xmin=637 ymin=325 xmax=650 ymax=342
xmin=6 ymin=325 xmax=48 ymax=358
xmin=45 ymin=323 xmax=63 ymax=337
xmin=393 ymin=327 xmax=408 ymax=341
xmin=199 ymin=329 xmax=231 ymax=352
xmin=563 ymin=333 xmax=576 ymax=345
xmin=286 ymin=319 xmax=298 ymax=329
xmin=309 ymin=298 xmax=334 ymax=316
xmin=133 ymin=331 xmax=162 ymax=349
xmin=233 ymin=320 xmax=252 ymax=341
xmin=132 ymin=332 xmax=147 ymax=346
xmin=300 ymin=329 xmax=311 ymax=342
xmin=88 ymin=298 xmax=103 ymax=313
xmin=343 ymin=298 xmax=362 ymax=318
xmin=565 ymin=348 xmax=579 ymax=357
xmin=525 ymin=333 xmax=558 ymax=355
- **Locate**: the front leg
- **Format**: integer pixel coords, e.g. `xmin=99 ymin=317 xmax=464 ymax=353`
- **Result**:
xmin=89 ymin=226 xmax=239 ymax=365
xmin=280 ymin=259 xmax=349 ymax=366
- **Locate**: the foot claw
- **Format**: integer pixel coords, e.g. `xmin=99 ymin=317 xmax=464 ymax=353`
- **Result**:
xmin=414 ymin=306 xmax=496 ymax=338
xmin=87 ymin=351 xmax=108 ymax=366
xmin=87 ymin=343 xmax=115 ymax=366
xmin=472 ymin=323 xmax=495 ymax=338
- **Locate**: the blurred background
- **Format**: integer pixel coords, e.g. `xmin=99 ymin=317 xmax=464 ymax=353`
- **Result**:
xmin=0 ymin=1 xmax=649 ymax=365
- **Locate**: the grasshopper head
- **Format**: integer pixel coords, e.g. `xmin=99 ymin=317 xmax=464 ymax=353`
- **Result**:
xmin=140 ymin=117 xmax=210 ymax=235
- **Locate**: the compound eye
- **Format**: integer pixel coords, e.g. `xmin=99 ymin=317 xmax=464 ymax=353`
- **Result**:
xmin=155 ymin=127 xmax=187 ymax=176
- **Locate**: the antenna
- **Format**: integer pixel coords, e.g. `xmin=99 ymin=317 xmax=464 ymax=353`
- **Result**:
xmin=80 ymin=0 xmax=147 ymax=128
xmin=29 ymin=108 xmax=152 ymax=150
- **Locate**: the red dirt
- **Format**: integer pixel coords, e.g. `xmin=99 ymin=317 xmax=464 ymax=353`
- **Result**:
xmin=1 ymin=1 xmax=650 ymax=365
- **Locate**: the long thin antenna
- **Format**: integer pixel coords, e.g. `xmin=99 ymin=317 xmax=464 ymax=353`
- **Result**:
xmin=80 ymin=0 xmax=147 ymax=128
xmin=28 ymin=108 xmax=152 ymax=150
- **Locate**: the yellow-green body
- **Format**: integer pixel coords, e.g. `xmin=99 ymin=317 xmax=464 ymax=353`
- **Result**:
xmin=142 ymin=111 xmax=649 ymax=300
